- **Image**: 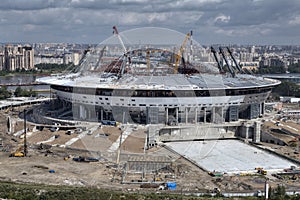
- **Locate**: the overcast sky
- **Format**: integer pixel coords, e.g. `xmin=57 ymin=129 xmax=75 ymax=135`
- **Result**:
xmin=1 ymin=0 xmax=300 ymax=45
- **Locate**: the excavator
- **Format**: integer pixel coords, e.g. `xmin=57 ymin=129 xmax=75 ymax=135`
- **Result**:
xmin=10 ymin=110 xmax=28 ymax=157
xmin=9 ymin=145 xmax=25 ymax=157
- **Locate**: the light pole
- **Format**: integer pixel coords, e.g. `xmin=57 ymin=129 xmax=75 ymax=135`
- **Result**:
xmin=23 ymin=109 xmax=28 ymax=157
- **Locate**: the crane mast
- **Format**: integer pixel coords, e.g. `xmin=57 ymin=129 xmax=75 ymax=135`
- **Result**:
xmin=174 ymin=32 xmax=190 ymax=74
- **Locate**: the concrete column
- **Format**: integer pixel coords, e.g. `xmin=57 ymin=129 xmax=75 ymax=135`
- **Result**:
xmin=79 ymin=105 xmax=86 ymax=119
xmin=203 ymin=107 xmax=207 ymax=123
xmin=221 ymin=106 xmax=224 ymax=123
xmin=261 ymin=102 xmax=265 ymax=115
xmin=166 ymin=107 xmax=169 ymax=124
xmin=253 ymin=121 xmax=261 ymax=143
xmin=212 ymin=107 xmax=216 ymax=123
xmin=100 ymin=108 xmax=103 ymax=121
xmin=195 ymin=107 xmax=198 ymax=123
xmin=185 ymin=107 xmax=188 ymax=124
xmin=245 ymin=125 xmax=249 ymax=143
xmin=175 ymin=107 xmax=179 ymax=123
xmin=87 ymin=108 xmax=90 ymax=119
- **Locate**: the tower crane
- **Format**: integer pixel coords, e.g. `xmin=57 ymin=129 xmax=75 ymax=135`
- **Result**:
xmin=174 ymin=32 xmax=190 ymax=74
xmin=113 ymin=26 xmax=131 ymax=78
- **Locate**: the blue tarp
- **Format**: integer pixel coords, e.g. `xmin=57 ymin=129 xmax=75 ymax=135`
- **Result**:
xmin=167 ymin=182 xmax=176 ymax=190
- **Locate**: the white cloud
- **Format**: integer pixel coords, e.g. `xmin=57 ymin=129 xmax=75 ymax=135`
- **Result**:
xmin=214 ymin=14 xmax=230 ymax=23
xmin=0 ymin=0 xmax=299 ymax=44
xmin=288 ymin=15 xmax=300 ymax=25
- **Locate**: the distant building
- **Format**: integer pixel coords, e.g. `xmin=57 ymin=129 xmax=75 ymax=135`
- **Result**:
xmin=0 ymin=44 xmax=34 ymax=71
xmin=35 ymin=52 xmax=81 ymax=65
xmin=240 ymin=52 xmax=253 ymax=62
xmin=240 ymin=61 xmax=259 ymax=71
xmin=280 ymin=96 xmax=300 ymax=103
xmin=34 ymin=54 xmax=64 ymax=65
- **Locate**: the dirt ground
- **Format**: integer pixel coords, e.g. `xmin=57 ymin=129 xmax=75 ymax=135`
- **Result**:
xmin=1 ymin=109 xmax=300 ymax=194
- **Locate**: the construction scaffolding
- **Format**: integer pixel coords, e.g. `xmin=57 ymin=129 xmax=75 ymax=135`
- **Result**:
xmin=122 ymin=155 xmax=174 ymax=184
xmin=126 ymin=156 xmax=172 ymax=173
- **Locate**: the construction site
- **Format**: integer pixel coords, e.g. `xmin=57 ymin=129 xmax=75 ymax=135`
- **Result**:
xmin=0 ymin=98 xmax=300 ymax=197
xmin=0 ymin=27 xmax=300 ymax=198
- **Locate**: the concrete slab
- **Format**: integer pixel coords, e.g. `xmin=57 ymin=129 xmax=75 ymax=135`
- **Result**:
xmin=165 ymin=140 xmax=297 ymax=173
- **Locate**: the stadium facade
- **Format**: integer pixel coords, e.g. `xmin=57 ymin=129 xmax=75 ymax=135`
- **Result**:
xmin=38 ymin=27 xmax=280 ymax=125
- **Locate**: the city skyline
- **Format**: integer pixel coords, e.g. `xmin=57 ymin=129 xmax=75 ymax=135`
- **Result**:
xmin=0 ymin=0 xmax=300 ymax=45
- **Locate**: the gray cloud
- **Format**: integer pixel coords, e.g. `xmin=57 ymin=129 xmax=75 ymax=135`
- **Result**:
xmin=0 ymin=0 xmax=299 ymax=44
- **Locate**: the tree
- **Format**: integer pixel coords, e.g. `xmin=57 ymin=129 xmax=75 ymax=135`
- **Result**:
xmin=269 ymin=184 xmax=288 ymax=200
xmin=256 ymin=65 xmax=286 ymax=74
xmin=0 ymin=86 xmax=11 ymax=100
xmin=14 ymin=86 xmax=23 ymax=97
xmin=273 ymin=81 xmax=300 ymax=97
xmin=14 ymin=86 xmax=37 ymax=97
xmin=288 ymin=63 xmax=300 ymax=73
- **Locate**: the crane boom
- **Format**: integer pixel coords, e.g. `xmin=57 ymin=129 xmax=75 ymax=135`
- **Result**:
xmin=226 ymin=47 xmax=244 ymax=73
xmin=113 ymin=26 xmax=131 ymax=78
xmin=113 ymin=26 xmax=127 ymax=54
xmin=95 ymin=46 xmax=106 ymax=71
xmin=210 ymin=46 xmax=224 ymax=73
xmin=174 ymin=33 xmax=190 ymax=74
xmin=219 ymin=47 xmax=235 ymax=77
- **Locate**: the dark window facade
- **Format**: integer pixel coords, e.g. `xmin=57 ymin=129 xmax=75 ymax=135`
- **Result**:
xmin=51 ymin=85 xmax=272 ymax=98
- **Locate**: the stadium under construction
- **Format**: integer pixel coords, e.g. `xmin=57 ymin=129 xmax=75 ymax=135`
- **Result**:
xmin=37 ymin=27 xmax=280 ymax=127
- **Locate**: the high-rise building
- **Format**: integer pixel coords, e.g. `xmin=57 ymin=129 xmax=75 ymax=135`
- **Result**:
xmin=1 ymin=44 xmax=34 ymax=71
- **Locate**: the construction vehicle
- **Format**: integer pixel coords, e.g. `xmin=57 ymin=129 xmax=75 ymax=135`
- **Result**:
xmin=255 ymin=167 xmax=267 ymax=175
xmin=208 ymin=171 xmax=223 ymax=177
xmin=9 ymin=146 xmax=25 ymax=157
xmin=10 ymin=109 xmax=28 ymax=158
xmin=10 ymin=151 xmax=24 ymax=157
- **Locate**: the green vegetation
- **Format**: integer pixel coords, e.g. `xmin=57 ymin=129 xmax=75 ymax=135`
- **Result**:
xmin=0 ymin=63 xmax=75 ymax=76
xmin=0 ymin=69 xmax=38 ymax=76
xmin=0 ymin=181 xmax=258 ymax=200
xmin=14 ymin=86 xmax=37 ymax=97
xmin=272 ymin=81 xmax=300 ymax=97
xmin=0 ymin=86 xmax=11 ymax=100
xmin=255 ymin=65 xmax=286 ymax=74
xmin=0 ymin=181 xmax=299 ymax=200
xmin=288 ymin=63 xmax=300 ymax=73
xmin=267 ymin=185 xmax=299 ymax=200
xmin=0 ymin=86 xmax=37 ymax=100
xmin=35 ymin=63 xmax=75 ymax=74
xmin=255 ymin=64 xmax=300 ymax=74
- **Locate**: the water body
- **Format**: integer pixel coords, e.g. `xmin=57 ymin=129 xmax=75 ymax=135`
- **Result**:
xmin=0 ymin=74 xmax=50 ymax=97
xmin=0 ymin=74 xmax=46 ymax=85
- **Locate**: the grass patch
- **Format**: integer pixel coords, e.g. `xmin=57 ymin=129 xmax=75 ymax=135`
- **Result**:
xmin=0 ymin=181 xmax=262 ymax=200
